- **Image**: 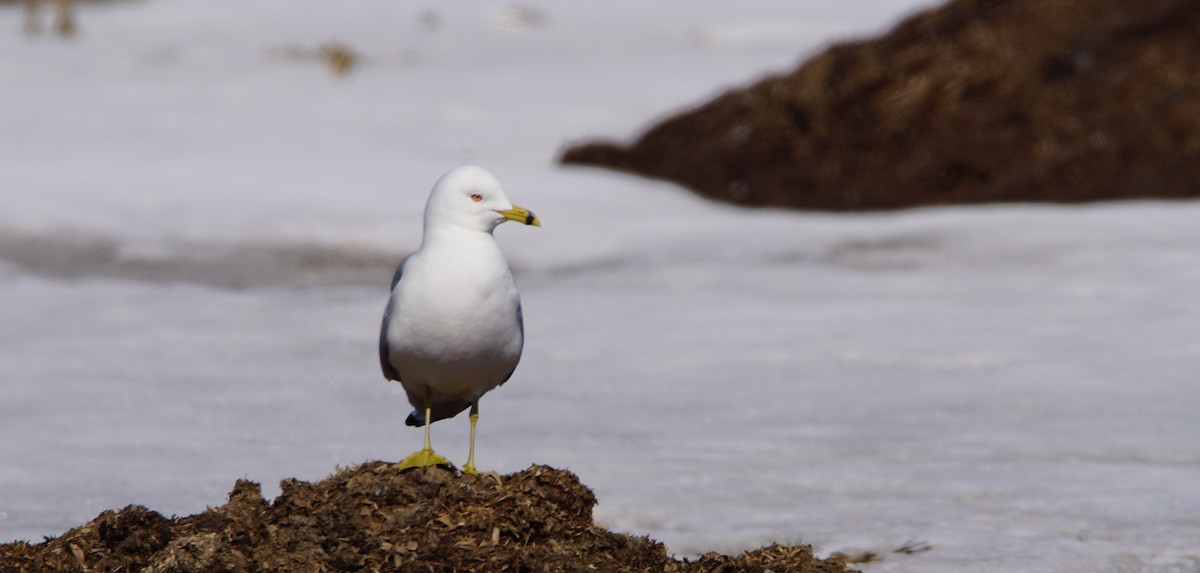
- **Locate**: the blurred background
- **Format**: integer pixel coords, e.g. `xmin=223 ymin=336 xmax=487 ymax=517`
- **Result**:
xmin=2 ymin=1 xmax=1199 ymax=572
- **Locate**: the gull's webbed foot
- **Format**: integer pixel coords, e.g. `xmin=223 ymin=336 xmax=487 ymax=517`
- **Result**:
xmin=396 ymin=448 xmax=453 ymax=471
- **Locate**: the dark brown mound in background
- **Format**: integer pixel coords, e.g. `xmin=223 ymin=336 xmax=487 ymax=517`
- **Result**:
xmin=0 ymin=463 xmax=854 ymax=572
xmin=560 ymin=0 xmax=1200 ymax=210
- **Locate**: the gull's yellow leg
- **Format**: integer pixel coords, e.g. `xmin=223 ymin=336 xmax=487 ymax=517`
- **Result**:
xmin=397 ymin=387 xmax=452 ymax=471
xmin=462 ymin=401 xmax=481 ymax=475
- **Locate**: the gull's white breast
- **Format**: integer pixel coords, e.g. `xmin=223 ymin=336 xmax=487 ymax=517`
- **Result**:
xmin=384 ymin=233 xmax=523 ymax=400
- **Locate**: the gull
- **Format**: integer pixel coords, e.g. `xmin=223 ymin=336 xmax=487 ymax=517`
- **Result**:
xmin=379 ymin=166 xmax=540 ymax=473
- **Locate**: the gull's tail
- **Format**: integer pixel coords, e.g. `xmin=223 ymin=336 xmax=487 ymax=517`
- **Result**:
xmin=405 ymin=399 xmax=474 ymax=427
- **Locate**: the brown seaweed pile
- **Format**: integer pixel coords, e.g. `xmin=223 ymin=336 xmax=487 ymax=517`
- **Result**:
xmin=561 ymin=0 xmax=1200 ymax=210
xmin=0 ymin=463 xmax=854 ymax=572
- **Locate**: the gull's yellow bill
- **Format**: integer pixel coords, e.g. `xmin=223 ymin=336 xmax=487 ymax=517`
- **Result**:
xmin=498 ymin=205 xmax=541 ymax=227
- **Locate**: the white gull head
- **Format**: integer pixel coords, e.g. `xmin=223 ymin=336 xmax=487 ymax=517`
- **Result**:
xmin=423 ymin=165 xmax=540 ymax=235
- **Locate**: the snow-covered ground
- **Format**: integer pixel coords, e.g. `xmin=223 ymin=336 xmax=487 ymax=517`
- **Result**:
xmin=3 ymin=1 xmax=1200 ymax=571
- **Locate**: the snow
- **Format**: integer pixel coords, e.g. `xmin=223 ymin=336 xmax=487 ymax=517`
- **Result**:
xmin=3 ymin=1 xmax=1200 ymax=571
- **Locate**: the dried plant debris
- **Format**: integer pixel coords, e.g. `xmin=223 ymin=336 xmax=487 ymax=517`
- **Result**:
xmin=829 ymin=539 xmax=934 ymax=564
xmin=0 ymin=463 xmax=857 ymax=572
xmin=560 ymin=0 xmax=1200 ymax=210
xmin=488 ymin=4 xmax=548 ymax=33
xmin=894 ymin=539 xmax=934 ymax=556
xmin=276 ymin=42 xmax=362 ymax=76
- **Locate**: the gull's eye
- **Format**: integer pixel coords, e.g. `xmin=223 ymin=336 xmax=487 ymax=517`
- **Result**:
xmin=470 ymin=193 xmax=483 ymax=203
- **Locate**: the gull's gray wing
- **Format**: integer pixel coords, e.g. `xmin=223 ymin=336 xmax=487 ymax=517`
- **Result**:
xmin=515 ymin=302 xmax=524 ymax=337
xmin=496 ymin=302 xmax=524 ymax=387
xmin=379 ymin=256 xmax=409 ymax=382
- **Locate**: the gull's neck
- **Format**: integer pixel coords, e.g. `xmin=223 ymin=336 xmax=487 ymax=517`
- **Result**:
xmin=420 ymin=221 xmax=497 ymax=250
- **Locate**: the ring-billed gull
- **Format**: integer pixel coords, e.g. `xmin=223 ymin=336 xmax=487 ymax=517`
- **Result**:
xmin=379 ymin=166 xmax=540 ymax=473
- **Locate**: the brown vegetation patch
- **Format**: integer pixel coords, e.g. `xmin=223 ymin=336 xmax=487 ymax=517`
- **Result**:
xmin=560 ymin=0 xmax=1200 ymax=210
xmin=1 ymin=463 xmax=854 ymax=572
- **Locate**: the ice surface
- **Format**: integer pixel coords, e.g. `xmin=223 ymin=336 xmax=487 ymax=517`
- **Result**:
xmin=2 ymin=1 xmax=1200 ymax=572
